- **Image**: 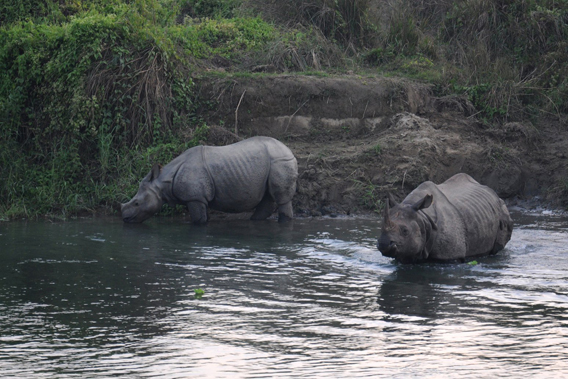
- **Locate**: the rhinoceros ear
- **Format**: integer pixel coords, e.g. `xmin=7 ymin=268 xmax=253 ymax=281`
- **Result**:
xmin=387 ymin=193 xmax=398 ymax=208
xmin=150 ymin=164 xmax=161 ymax=181
xmin=412 ymin=194 xmax=433 ymax=211
xmin=143 ymin=164 xmax=162 ymax=183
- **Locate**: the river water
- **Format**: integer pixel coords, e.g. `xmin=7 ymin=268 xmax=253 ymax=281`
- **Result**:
xmin=0 ymin=210 xmax=567 ymax=378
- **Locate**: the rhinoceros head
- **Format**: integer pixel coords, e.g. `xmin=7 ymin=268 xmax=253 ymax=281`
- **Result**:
xmin=121 ymin=164 xmax=163 ymax=223
xmin=377 ymin=193 xmax=433 ymax=263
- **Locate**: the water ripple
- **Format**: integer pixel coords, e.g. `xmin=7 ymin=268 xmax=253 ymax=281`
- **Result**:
xmin=0 ymin=216 xmax=567 ymax=377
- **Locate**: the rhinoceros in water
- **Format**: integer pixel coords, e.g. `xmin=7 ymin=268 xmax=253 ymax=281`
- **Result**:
xmin=121 ymin=136 xmax=298 ymax=224
xmin=377 ymin=173 xmax=513 ymax=263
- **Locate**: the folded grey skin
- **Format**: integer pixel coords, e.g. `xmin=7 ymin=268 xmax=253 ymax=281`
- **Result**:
xmin=121 ymin=136 xmax=298 ymax=225
xmin=378 ymin=173 xmax=513 ymax=263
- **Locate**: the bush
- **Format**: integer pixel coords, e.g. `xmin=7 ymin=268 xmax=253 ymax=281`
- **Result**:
xmin=0 ymin=6 xmax=202 ymax=218
xmin=170 ymin=17 xmax=276 ymax=59
xmin=367 ymin=0 xmax=568 ymax=119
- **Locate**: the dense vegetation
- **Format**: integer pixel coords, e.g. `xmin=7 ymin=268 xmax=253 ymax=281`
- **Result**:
xmin=1 ymin=0 xmax=567 ymax=219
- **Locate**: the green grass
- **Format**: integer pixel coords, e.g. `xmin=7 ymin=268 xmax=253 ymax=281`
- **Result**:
xmin=352 ymin=179 xmax=384 ymax=213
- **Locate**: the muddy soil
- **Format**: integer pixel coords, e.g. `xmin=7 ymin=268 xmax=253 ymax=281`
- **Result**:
xmin=195 ymin=74 xmax=568 ymax=217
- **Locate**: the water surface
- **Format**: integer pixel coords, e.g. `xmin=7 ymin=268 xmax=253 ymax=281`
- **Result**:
xmin=0 ymin=211 xmax=567 ymax=378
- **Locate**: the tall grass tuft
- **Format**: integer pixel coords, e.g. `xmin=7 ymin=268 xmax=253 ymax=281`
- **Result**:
xmin=244 ymin=0 xmax=375 ymax=48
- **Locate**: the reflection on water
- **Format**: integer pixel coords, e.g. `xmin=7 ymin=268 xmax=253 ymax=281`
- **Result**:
xmin=0 ymin=212 xmax=567 ymax=378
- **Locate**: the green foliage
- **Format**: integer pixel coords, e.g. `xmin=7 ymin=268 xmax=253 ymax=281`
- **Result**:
xmin=452 ymin=83 xmax=508 ymax=120
xmin=170 ymin=17 xmax=275 ymax=59
xmin=352 ymin=179 xmax=383 ymax=213
xmin=439 ymin=0 xmax=568 ymax=114
xmin=0 ymin=3 xmax=206 ymax=219
xmin=0 ymin=0 xmax=181 ymax=27
xmin=362 ymin=0 xmax=568 ymax=118
xmin=401 ymin=56 xmax=434 ymax=71
xmin=442 ymin=0 xmax=568 ymax=63
xmin=2 ymin=0 xmax=568 ymax=217
xmin=178 ymin=0 xmax=241 ymax=19
xmin=194 ymin=288 xmax=205 ymax=299
xmin=372 ymin=143 xmax=381 ymax=155
xmin=385 ymin=12 xmax=420 ymax=56
xmin=0 ymin=0 xmax=65 ymax=25
xmin=312 ymin=0 xmax=374 ymax=46
xmin=364 ymin=47 xmax=396 ymax=65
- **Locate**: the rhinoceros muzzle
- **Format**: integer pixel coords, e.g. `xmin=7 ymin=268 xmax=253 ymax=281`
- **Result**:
xmin=122 ymin=215 xmax=136 ymax=223
xmin=378 ymin=239 xmax=398 ymax=258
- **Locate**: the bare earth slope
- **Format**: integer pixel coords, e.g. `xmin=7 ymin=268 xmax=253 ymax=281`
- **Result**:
xmin=196 ymin=74 xmax=568 ymax=217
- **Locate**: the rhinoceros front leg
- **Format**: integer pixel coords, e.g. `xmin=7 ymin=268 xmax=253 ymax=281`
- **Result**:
xmin=251 ymin=192 xmax=276 ymax=220
xmin=187 ymin=201 xmax=208 ymax=225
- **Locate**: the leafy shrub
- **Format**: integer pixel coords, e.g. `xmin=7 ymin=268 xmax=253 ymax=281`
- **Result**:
xmin=0 ymin=6 xmax=202 ymax=218
xmin=170 ymin=17 xmax=275 ymax=59
xmin=0 ymin=0 xmax=181 ymax=26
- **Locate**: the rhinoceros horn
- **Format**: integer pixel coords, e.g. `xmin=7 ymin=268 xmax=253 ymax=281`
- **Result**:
xmin=384 ymin=194 xmax=395 ymax=229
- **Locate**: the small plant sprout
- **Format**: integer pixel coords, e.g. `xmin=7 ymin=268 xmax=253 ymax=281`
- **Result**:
xmin=373 ymin=143 xmax=381 ymax=155
xmin=194 ymin=288 xmax=205 ymax=299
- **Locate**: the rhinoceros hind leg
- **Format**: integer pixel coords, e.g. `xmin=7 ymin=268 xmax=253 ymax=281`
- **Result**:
xmin=277 ymin=201 xmax=293 ymax=223
xmin=187 ymin=201 xmax=208 ymax=225
xmin=268 ymin=160 xmax=297 ymax=223
xmin=251 ymin=192 xmax=276 ymax=220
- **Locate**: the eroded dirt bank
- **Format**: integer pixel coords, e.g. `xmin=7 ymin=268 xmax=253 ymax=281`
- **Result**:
xmin=196 ymin=74 xmax=568 ymax=217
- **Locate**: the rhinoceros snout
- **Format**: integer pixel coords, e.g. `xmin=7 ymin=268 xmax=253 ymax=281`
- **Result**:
xmin=121 ymin=203 xmax=137 ymax=223
xmin=378 ymin=239 xmax=397 ymax=257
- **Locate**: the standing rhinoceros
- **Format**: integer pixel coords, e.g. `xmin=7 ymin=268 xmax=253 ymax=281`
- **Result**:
xmin=377 ymin=173 xmax=513 ymax=263
xmin=121 ymin=136 xmax=298 ymax=224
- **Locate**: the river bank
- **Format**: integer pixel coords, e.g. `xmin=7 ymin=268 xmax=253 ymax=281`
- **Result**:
xmin=195 ymin=74 xmax=568 ymax=218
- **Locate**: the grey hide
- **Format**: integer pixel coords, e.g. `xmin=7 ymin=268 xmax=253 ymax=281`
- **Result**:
xmin=377 ymin=173 xmax=513 ymax=263
xmin=121 ymin=136 xmax=298 ymax=224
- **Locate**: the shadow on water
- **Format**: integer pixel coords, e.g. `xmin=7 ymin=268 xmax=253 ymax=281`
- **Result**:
xmin=202 ymin=218 xmax=299 ymax=249
xmin=377 ymin=263 xmax=477 ymax=319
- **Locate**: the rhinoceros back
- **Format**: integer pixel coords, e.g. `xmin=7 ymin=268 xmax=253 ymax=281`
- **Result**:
xmin=203 ymin=136 xmax=294 ymax=212
xmin=437 ymin=173 xmax=511 ymax=258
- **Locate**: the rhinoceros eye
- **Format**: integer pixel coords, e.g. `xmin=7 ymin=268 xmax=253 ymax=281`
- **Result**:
xmin=135 ymin=201 xmax=139 ymax=206
xmin=400 ymin=226 xmax=409 ymax=236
